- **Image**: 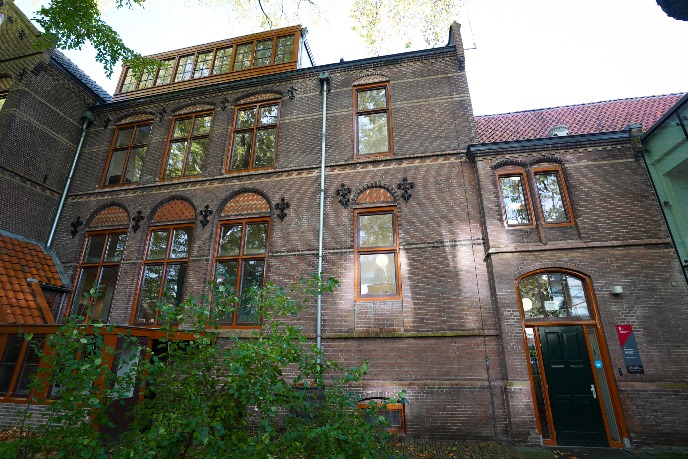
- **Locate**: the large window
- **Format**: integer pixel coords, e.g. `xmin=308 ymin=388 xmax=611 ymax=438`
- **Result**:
xmin=214 ymin=218 xmax=269 ymax=326
xmin=163 ymin=112 xmax=213 ymax=179
xmin=134 ymin=226 xmax=192 ymax=325
xmin=354 ymin=84 xmax=393 ymax=157
xmin=358 ymin=399 xmax=406 ymax=433
xmin=518 ymin=272 xmax=591 ymax=320
xmin=0 ymin=335 xmax=46 ymax=399
xmin=103 ymin=122 xmax=152 ymax=187
xmin=497 ymin=164 xmax=572 ymax=228
xmin=355 ymin=208 xmax=400 ymax=299
xmin=71 ymin=231 xmax=127 ymax=322
xmin=228 ymin=102 xmax=279 ymax=172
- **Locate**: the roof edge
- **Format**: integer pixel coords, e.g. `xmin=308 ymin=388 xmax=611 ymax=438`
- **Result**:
xmin=642 ymin=92 xmax=688 ymax=140
xmin=0 ymin=229 xmax=69 ymax=286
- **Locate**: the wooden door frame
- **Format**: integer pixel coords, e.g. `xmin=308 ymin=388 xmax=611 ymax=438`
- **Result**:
xmin=515 ymin=268 xmax=629 ymax=448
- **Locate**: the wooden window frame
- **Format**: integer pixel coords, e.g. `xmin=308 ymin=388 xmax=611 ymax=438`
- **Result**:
xmin=131 ymin=224 xmax=194 ymax=326
xmin=101 ymin=121 xmax=152 ymax=187
xmin=353 ymin=83 xmax=394 ymax=158
xmin=496 ymin=168 xmax=536 ymax=228
xmin=530 ymin=164 xmax=574 ymax=227
xmin=354 ymin=206 xmax=402 ymax=301
xmin=357 ymin=400 xmax=406 ymax=434
xmin=68 ymin=230 xmax=128 ymax=322
xmin=161 ymin=111 xmax=213 ymax=180
xmin=227 ymin=100 xmax=280 ymax=173
xmin=0 ymin=334 xmax=49 ymax=401
xmin=212 ymin=217 xmax=270 ymax=327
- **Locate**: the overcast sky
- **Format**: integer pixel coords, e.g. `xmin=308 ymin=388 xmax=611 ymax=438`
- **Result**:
xmin=15 ymin=0 xmax=687 ymax=115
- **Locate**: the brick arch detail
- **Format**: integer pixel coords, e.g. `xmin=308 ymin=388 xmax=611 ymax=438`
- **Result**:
xmin=150 ymin=197 xmax=196 ymax=223
xmin=234 ymin=92 xmax=282 ymax=105
xmin=352 ymin=74 xmax=389 ymax=86
xmin=220 ymin=191 xmax=271 ymax=217
xmin=529 ymin=155 xmax=565 ymax=166
xmin=116 ymin=113 xmax=155 ymax=125
xmin=352 ymin=182 xmax=399 ymax=205
xmin=491 ymin=158 xmax=528 ymax=170
xmin=172 ymin=103 xmax=215 ymax=115
xmin=513 ymin=260 xmax=591 ymax=280
xmin=86 ymin=203 xmax=130 ymax=228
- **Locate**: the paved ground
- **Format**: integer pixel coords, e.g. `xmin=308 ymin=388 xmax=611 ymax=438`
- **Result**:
xmin=390 ymin=441 xmax=688 ymax=459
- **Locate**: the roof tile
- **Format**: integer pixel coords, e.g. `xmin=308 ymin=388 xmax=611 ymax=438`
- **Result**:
xmin=475 ymin=94 xmax=684 ymax=143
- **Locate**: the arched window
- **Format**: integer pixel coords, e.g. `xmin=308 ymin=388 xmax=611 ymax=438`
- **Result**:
xmin=518 ymin=271 xmax=590 ymax=320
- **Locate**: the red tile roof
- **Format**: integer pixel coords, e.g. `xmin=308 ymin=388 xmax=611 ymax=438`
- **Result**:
xmin=0 ymin=232 xmax=65 ymax=325
xmin=475 ymin=94 xmax=684 ymax=143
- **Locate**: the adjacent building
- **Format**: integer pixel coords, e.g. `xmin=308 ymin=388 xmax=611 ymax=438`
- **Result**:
xmin=0 ymin=0 xmax=687 ymax=448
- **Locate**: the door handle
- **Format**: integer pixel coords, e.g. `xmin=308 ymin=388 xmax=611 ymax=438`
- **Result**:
xmin=590 ymin=384 xmax=597 ymax=399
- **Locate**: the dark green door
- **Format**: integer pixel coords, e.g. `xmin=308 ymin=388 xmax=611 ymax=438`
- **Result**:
xmin=539 ymin=326 xmax=607 ymax=446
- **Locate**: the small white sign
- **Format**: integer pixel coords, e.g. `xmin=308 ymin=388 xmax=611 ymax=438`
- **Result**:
xmin=544 ymin=300 xmax=560 ymax=311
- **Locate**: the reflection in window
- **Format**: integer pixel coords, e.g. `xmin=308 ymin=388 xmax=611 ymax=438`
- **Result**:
xmin=135 ymin=227 xmax=193 ymax=325
xmin=229 ymin=102 xmax=279 ymax=171
xmin=164 ymin=113 xmax=213 ymax=179
xmin=194 ymin=51 xmax=213 ymax=78
xmin=155 ymin=60 xmax=175 ymax=86
xmin=234 ymin=43 xmax=253 ymax=71
xmin=0 ymin=335 xmax=47 ymax=399
xmin=104 ymin=122 xmax=152 ymax=186
xmin=274 ymin=36 xmax=294 ymax=63
xmin=175 ymin=55 xmax=195 ymax=82
xmin=72 ymin=231 xmax=127 ymax=322
xmin=355 ymin=86 xmax=391 ymax=156
xmin=524 ymin=327 xmax=551 ymax=439
xmin=358 ymin=400 xmax=405 ymax=433
xmin=535 ymin=172 xmax=567 ymax=223
xmin=213 ymin=47 xmax=233 ymax=74
xmin=499 ymin=174 xmax=531 ymax=226
xmin=518 ymin=273 xmax=590 ymax=319
xmin=120 ymin=69 xmax=137 ymax=93
xmin=356 ymin=208 xmax=399 ymax=298
xmin=254 ymin=40 xmax=273 ymax=67
xmin=215 ymin=219 xmax=269 ymax=325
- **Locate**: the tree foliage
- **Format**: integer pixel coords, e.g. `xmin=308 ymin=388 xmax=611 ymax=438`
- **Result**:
xmin=0 ymin=276 xmax=405 ymax=459
xmin=656 ymin=0 xmax=688 ymax=21
xmin=27 ymin=0 xmax=465 ymax=77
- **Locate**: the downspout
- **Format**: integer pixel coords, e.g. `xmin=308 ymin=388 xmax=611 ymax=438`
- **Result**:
xmin=47 ymin=110 xmax=94 ymax=248
xmin=316 ymin=72 xmax=330 ymax=353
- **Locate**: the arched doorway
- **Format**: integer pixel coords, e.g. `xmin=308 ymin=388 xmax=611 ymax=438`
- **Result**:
xmin=516 ymin=270 xmax=627 ymax=447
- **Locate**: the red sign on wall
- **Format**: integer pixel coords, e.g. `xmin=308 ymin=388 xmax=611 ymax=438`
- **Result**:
xmin=616 ymin=324 xmax=644 ymax=374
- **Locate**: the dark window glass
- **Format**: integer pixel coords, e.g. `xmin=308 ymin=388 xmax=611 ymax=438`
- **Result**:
xmin=229 ymin=103 xmax=279 ymax=171
xmin=104 ymin=122 xmax=151 ymax=187
xmin=164 ymin=114 xmax=213 ymax=179
xmin=535 ymin=172 xmax=568 ymax=223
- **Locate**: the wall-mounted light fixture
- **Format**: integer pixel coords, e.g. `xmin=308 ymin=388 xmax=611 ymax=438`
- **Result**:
xmin=611 ymin=286 xmax=624 ymax=295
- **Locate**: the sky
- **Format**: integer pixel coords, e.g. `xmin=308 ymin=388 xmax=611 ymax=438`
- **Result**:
xmin=14 ymin=0 xmax=687 ymax=116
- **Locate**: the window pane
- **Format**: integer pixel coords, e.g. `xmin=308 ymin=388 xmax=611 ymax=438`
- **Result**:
xmin=216 ymin=261 xmax=238 ymax=323
xmin=236 ymin=108 xmax=256 ymax=129
xmin=175 ymin=55 xmax=195 ymax=81
xmin=194 ymin=51 xmax=213 ymax=78
xmin=164 ymin=263 xmax=187 ymax=306
xmin=104 ymin=233 xmax=126 ymax=262
xmin=84 ymin=235 xmax=106 ymax=263
xmin=139 ymin=70 xmax=155 ymax=89
xmin=525 ymin=327 xmax=551 ymax=439
xmin=155 ymin=60 xmax=174 ymax=86
xmin=254 ymin=39 xmax=273 ymax=67
xmin=0 ymin=336 xmax=24 ymax=396
xmin=92 ymin=267 xmax=118 ymax=321
xmin=518 ymin=273 xmax=591 ymax=319
xmin=274 ymin=36 xmax=294 ymax=63
xmin=230 ymin=132 xmax=253 ymax=170
xmin=258 ymin=105 xmax=278 ymax=125
xmin=173 ymin=118 xmax=193 ymax=138
xmin=137 ymin=265 xmax=164 ymax=323
xmin=234 ymin=43 xmax=253 ymax=70
xmin=244 ymin=223 xmax=268 ymax=254
xmin=105 ymin=150 xmax=127 ymax=186
xmin=13 ymin=337 xmax=45 ymax=397
xmin=357 ymin=113 xmax=389 ymax=154
xmin=535 ymin=173 xmax=568 ymax=223
xmin=147 ymin=230 xmax=170 ymax=260
xmin=219 ymin=225 xmax=242 ymax=256
xmin=213 ymin=47 xmax=233 ymax=74
xmin=192 ymin=115 xmax=212 ymax=135
xmin=358 ymin=213 xmax=394 ymax=248
xmin=254 ymin=129 xmax=276 ymax=167
xmin=120 ymin=70 xmax=137 ymax=92
xmin=359 ymin=253 xmax=397 ymax=296
xmin=186 ymin=139 xmax=207 ymax=176
xmin=499 ymin=176 xmax=531 ymax=225
xmin=134 ymin=125 xmax=151 ymax=145
xmin=124 ymin=147 xmax=146 ymax=183
xmin=237 ymin=260 xmax=265 ymax=324
xmin=357 ymin=88 xmax=387 ymax=110
xmin=72 ymin=267 xmax=98 ymax=317
xmin=115 ymin=128 xmax=134 ymax=147
xmin=170 ymin=229 xmax=191 ymax=259
xmin=165 ymin=141 xmax=187 ymax=178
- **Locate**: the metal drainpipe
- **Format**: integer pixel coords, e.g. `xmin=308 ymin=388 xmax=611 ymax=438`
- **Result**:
xmin=47 ymin=110 xmax=94 ymax=248
xmin=316 ymin=72 xmax=330 ymax=353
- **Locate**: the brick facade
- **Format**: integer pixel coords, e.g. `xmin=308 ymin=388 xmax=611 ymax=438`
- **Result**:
xmin=0 ymin=4 xmax=687 ymax=447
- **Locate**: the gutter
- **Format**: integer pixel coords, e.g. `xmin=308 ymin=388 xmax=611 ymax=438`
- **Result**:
xmin=316 ymin=71 xmax=331 ymax=354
